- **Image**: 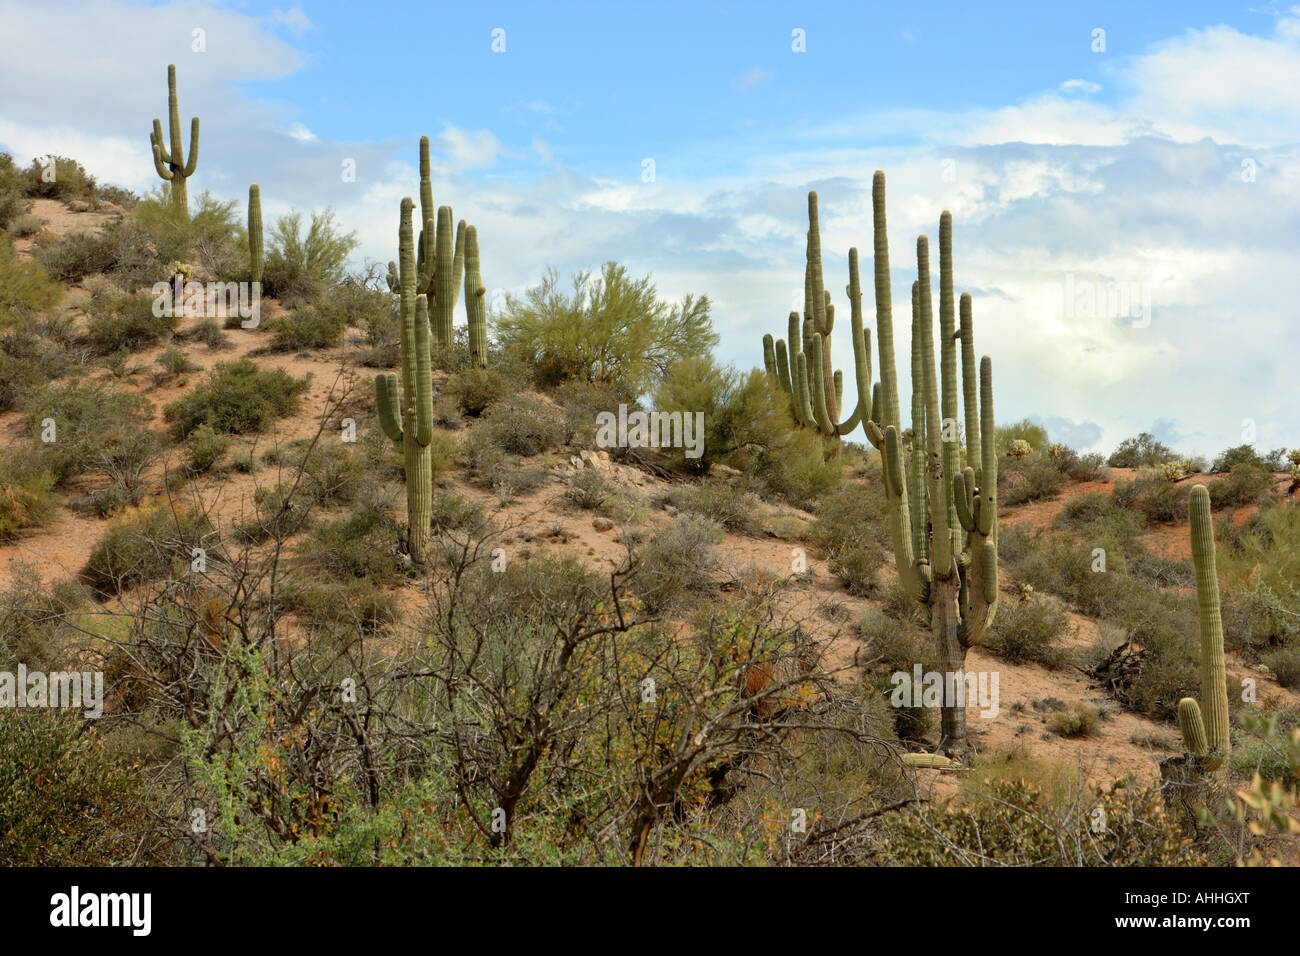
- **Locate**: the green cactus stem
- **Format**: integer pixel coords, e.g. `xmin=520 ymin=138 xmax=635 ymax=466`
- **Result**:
xmin=1178 ymin=484 xmax=1231 ymax=773
xmin=374 ymin=197 xmax=434 ymax=563
xmin=464 ymin=225 xmax=488 ymax=367
xmin=149 ymin=64 xmax=199 ymax=214
xmin=247 ymin=184 xmax=263 ymax=286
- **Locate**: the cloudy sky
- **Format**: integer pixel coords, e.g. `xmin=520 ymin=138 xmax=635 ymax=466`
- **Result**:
xmin=2 ymin=0 xmax=1298 ymax=458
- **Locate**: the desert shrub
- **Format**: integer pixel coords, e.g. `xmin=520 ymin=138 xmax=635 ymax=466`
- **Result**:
xmin=21 ymin=155 xmax=96 ymax=201
xmin=32 ymin=228 xmax=118 ymax=282
xmin=1050 ymin=704 xmax=1100 ymax=738
xmin=1066 ymin=451 xmax=1106 ymax=481
xmin=1263 ymin=648 xmax=1300 ymax=689
xmin=261 ymin=208 xmax=358 ymax=303
xmin=448 ymin=367 xmax=510 ymax=417
xmin=857 ymin=609 xmax=931 ymax=674
xmin=6 ymin=213 xmax=46 ymax=237
xmin=164 ymin=359 xmax=308 ymax=437
xmin=129 ymin=189 xmax=243 ymax=282
xmin=0 ymin=448 xmax=58 ymax=541
xmin=1230 ymin=710 xmax=1300 ymax=787
xmin=747 ymin=424 xmax=843 ymax=502
xmin=678 ymin=478 xmax=765 ymax=535
xmin=1206 ymin=462 xmax=1274 ymax=510
xmin=985 ymin=596 xmax=1071 ymax=669
xmin=479 ymin=394 xmax=566 ymax=456
xmin=1056 ymin=492 xmax=1144 ymax=546
xmin=1107 ymin=431 xmax=1179 ymax=469
xmin=24 ymin=380 xmax=153 ymax=486
xmin=1211 ymin=444 xmax=1287 ymax=473
xmin=880 ymin=778 xmax=1203 ymax=866
xmin=0 ymin=239 xmax=63 ymax=324
xmin=631 ymin=514 xmax=724 ymax=611
xmin=285 ymin=578 xmax=399 ymax=634
xmin=995 ymin=418 xmax=1049 ymax=454
xmin=157 ymin=345 xmax=192 ymax=377
xmin=1111 ymin=471 xmax=1189 ymax=524
xmin=0 ymin=153 xmax=29 ymax=228
xmin=430 ymin=491 xmax=488 ymax=535
xmin=496 ymin=261 xmax=716 ymax=394
xmin=301 ymin=500 xmax=404 ymax=585
xmin=0 ymin=712 xmax=146 ymax=866
xmin=566 ymin=468 xmax=610 ymax=510
xmin=0 ymin=323 xmax=71 ymax=412
xmin=191 ymin=318 xmax=230 ymax=350
xmin=80 ymin=504 xmax=214 ymax=597
xmin=812 ymin=484 xmax=889 ymax=595
xmin=84 ymin=287 xmax=178 ymax=354
xmin=267 ymin=303 xmax=348 ymax=351
xmin=551 ymin=379 xmax=633 ymax=448
xmin=184 ymin=424 xmax=230 ymax=474
xmin=998 ymin=450 xmax=1067 ymax=506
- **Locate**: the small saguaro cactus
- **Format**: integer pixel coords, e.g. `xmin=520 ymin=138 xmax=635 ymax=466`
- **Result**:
xmin=375 ymin=198 xmax=435 ymax=564
xmin=247 ymin=184 xmax=263 ymax=285
xmin=761 ymin=190 xmax=872 ymax=436
xmin=149 ymin=64 xmax=200 ymax=214
xmin=1176 ymin=484 xmax=1231 ymax=774
xmin=463 ymin=225 xmax=488 ymax=367
xmin=859 ymin=172 xmax=999 ymax=756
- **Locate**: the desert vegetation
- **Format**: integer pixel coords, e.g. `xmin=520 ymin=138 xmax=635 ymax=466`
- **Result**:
xmin=1 ymin=64 xmax=1297 ymax=869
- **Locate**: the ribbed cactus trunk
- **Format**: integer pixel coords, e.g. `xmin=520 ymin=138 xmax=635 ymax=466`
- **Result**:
xmin=1177 ymin=485 xmax=1231 ymax=774
xmin=863 ymin=172 xmax=998 ymax=757
xmin=149 ymin=64 xmax=199 ymax=215
xmin=414 ymin=136 xmax=466 ymax=353
xmin=375 ymin=198 xmax=434 ymax=563
xmin=464 ymin=225 xmax=488 ymax=367
xmin=248 ymin=184 xmax=263 ymax=285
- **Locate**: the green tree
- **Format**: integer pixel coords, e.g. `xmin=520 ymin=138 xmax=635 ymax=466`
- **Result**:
xmin=497 ymin=261 xmax=716 ymax=394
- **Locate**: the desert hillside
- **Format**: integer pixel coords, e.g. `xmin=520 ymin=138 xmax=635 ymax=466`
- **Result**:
xmin=2 ymin=157 xmax=1298 ymax=867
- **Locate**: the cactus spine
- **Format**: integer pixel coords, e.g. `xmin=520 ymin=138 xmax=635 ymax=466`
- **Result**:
xmin=861 ymin=173 xmax=998 ymax=756
xmin=247 ymin=184 xmax=263 ymax=285
xmin=149 ymin=64 xmax=199 ymax=214
xmin=464 ymin=225 xmax=488 ymax=367
xmin=1177 ymin=484 xmax=1231 ymax=773
xmin=375 ymin=198 xmax=434 ymax=563
xmin=762 ymin=191 xmax=871 ymax=436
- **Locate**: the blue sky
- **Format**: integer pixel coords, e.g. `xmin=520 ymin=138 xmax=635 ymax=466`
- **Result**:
xmin=2 ymin=1 xmax=1299 ymax=457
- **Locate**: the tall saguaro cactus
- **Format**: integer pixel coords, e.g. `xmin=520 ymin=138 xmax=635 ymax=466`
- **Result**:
xmin=762 ymin=191 xmax=872 ymax=436
xmin=1177 ymin=485 xmax=1231 ymax=774
xmin=860 ymin=172 xmax=999 ymax=756
xmin=247 ymin=184 xmax=263 ymax=285
xmin=149 ymin=64 xmax=199 ymax=214
xmin=375 ymin=198 xmax=434 ymax=563
xmin=464 ymin=225 xmax=488 ymax=367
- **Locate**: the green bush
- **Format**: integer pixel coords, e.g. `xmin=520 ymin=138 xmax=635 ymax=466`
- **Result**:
xmin=261 ymin=208 xmax=358 ymax=303
xmin=995 ymin=418 xmax=1049 ymax=454
xmin=184 ymin=424 xmax=230 ymax=474
xmin=1210 ymin=444 xmax=1287 ymax=474
xmin=479 ymin=394 xmax=566 ymax=456
xmin=1263 ymin=648 xmax=1300 ymax=689
xmin=157 ymin=345 xmax=192 ymax=377
xmin=812 ymin=483 xmax=888 ymax=595
xmin=24 ymin=379 xmax=153 ymax=486
xmin=301 ymin=499 xmax=404 ymax=585
xmin=0 ymin=153 xmax=29 ymax=228
xmin=1107 ymin=431 xmax=1179 ymax=469
xmin=1206 ymin=462 xmax=1274 ymax=510
xmin=984 ymin=596 xmax=1071 ymax=669
xmin=80 ymin=504 xmax=214 ymax=597
xmin=32 ymin=228 xmax=118 ymax=282
xmin=6 ymin=213 xmax=46 ymax=237
xmin=998 ymin=450 xmax=1067 ymax=506
xmin=632 ymin=514 xmax=724 ymax=611
xmin=85 ymin=288 xmax=178 ymax=354
xmin=0 ymin=448 xmax=58 ymax=541
xmin=21 ymin=155 xmax=96 ymax=201
xmin=1050 ymin=704 xmax=1100 ymax=738
xmin=0 ymin=322 xmax=71 ymax=412
xmin=496 ymin=261 xmax=716 ymax=395
xmin=566 ymin=467 xmax=610 ymax=511
xmin=677 ymin=479 xmax=765 ymax=535
xmin=1111 ymin=471 xmax=1189 ymax=524
xmin=267 ymin=303 xmax=348 ymax=351
xmin=0 ymin=239 xmax=63 ymax=325
xmin=164 ymin=359 xmax=308 ymax=437
xmin=449 ymin=367 xmax=510 ymax=417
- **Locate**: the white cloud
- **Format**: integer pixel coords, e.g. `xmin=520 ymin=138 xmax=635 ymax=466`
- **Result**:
xmin=1059 ymin=79 xmax=1102 ymax=95
xmin=286 ymin=122 xmax=317 ymax=143
xmin=272 ymin=7 xmax=312 ymax=37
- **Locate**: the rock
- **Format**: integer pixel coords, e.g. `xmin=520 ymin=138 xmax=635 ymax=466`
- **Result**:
xmin=593 ymin=517 xmax=614 ymax=532
xmin=663 ymin=504 xmax=679 ymax=516
xmin=67 ymin=199 xmax=92 ymax=212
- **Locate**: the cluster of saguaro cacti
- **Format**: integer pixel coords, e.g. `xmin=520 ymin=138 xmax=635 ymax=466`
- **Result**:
xmin=384 ymin=136 xmax=488 ymax=366
xmin=861 ymin=171 xmax=998 ymax=756
xmin=247 ymin=184 xmax=263 ymax=285
xmin=762 ymin=192 xmax=871 ymax=436
xmin=1176 ymin=484 xmax=1231 ymax=774
xmin=375 ymin=198 xmax=435 ymax=563
xmin=149 ymin=64 xmax=199 ymax=214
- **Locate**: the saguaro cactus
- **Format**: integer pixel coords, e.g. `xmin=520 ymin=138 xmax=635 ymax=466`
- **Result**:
xmin=375 ymin=198 xmax=434 ymax=563
xmin=464 ymin=225 xmax=488 ymax=367
xmin=247 ymin=184 xmax=263 ymax=285
xmin=860 ymin=172 xmax=998 ymax=756
xmin=1177 ymin=484 xmax=1231 ymax=773
xmin=414 ymin=136 xmax=466 ymax=351
xmin=149 ymin=64 xmax=199 ymax=214
xmin=762 ymin=191 xmax=872 ymax=436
